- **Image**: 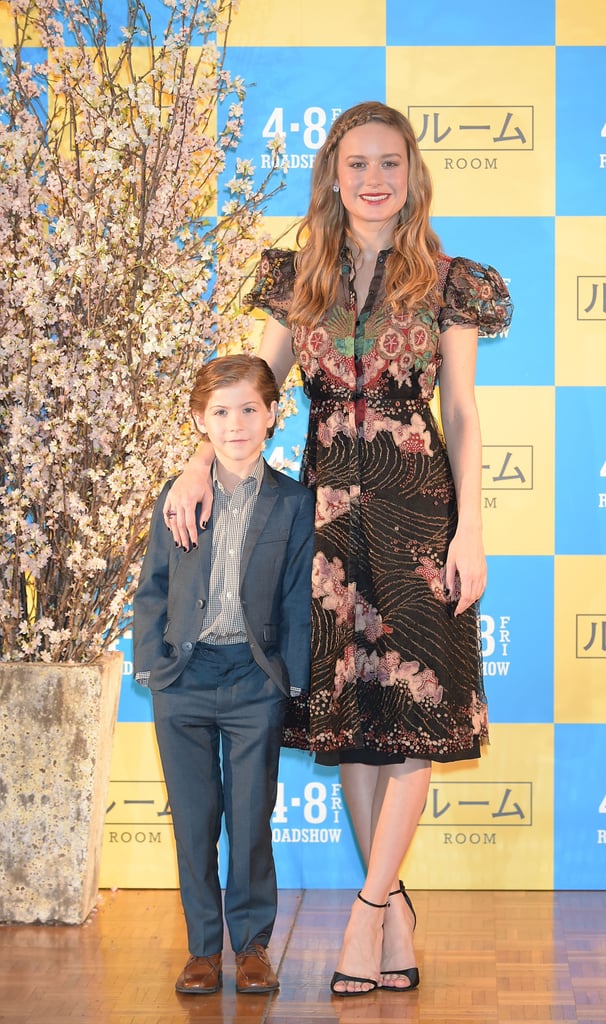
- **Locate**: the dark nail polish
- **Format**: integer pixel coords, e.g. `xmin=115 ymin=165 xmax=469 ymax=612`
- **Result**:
xmin=201 ymin=521 xmax=207 ymax=529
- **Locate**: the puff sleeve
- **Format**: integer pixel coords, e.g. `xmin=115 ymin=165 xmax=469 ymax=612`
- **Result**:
xmin=243 ymin=247 xmax=297 ymax=326
xmin=439 ymin=256 xmax=513 ymax=337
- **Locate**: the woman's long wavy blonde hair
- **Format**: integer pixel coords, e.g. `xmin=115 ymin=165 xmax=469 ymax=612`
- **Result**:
xmin=289 ymin=101 xmax=442 ymax=328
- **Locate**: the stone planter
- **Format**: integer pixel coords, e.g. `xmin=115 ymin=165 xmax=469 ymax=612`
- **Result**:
xmin=0 ymin=651 xmax=122 ymax=924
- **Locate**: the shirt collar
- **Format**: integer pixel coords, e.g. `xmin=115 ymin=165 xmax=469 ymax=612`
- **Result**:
xmin=212 ymin=455 xmax=264 ymax=496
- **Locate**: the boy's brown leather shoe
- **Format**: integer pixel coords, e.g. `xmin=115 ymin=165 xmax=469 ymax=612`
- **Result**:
xmin=235 ymin=944 xmax=279 ymax=993
xmin=175 ymin=953 xmax=223 ymax=994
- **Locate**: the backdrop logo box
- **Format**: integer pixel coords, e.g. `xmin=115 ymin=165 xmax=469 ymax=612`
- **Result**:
xmin=556 ymin=218 xmax=606 ymax=385
xmin=388 ymin=47 xmax=555 ymax=217
xmin=576 ymin=615 xmax=606 ymax=659
xmin=555 ymin=556 xmax=606 ymax=723
xmin=477 ymin=388 xmax=554 ymax=556
xmin=410 ymin=105 xmax=534 ymax=151
xmin=405 ymin=724 xmax=554 ymax=889
xmin=421 ymin=781 xmax=532 ymax=828
xmin=104 ymin=780 xmax=172 ymax=869
xmin=482 ymin=446 xmax=533 ymax=490
xmin=577 ymin=277 xmax=606 ymax=320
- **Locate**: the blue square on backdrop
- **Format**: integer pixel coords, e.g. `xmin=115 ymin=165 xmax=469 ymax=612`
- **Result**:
xmin=555 ymin=387 xmax=606 ymax=554
xmin=220 ymin=749 xmax=364 ymax=889
xmin=433 ymin=216 xmax=554 ymax=387
xmin=386 ymin=0 xmax=554 ymax=45
xmin=265 ymin=386 xmax=310 ymax=480
xmin=115 ymin=631 xmax=154 ymax=723
xmin=556 ymin=47 xmax=606 ymax=216
xmin=554 ymin=724 xmax=606 ymax=889
xmin=481 ymin=556 xmax=554 ymax=723
xmin=0 ymin=48 xmax=47 ymax=122
xmin=219 ymin=48 xmax=386 ymax=218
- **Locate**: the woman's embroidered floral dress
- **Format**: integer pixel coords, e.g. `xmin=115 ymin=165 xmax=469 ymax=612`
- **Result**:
xmin=246 ymin=249 xmax=513 ymax=764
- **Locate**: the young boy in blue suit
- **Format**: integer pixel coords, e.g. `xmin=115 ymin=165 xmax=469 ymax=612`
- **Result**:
xmin=134 ymin=355 xmax=314 ymax=996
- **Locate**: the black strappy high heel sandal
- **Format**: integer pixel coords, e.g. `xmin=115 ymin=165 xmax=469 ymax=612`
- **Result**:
xmin=330 ymin=891 xmax=389 ymax=997
xmin=380 ymin=880 xmax=420 ymax=992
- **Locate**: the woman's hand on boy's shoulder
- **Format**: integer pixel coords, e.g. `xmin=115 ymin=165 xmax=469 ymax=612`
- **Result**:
xmin=163 ymin=471 xmax=213 ymax=550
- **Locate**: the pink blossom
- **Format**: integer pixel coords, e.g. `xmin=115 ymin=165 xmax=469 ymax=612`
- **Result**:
xmin=392 ymin=412 xmax=434 ymax=456
xmin=315 ymin=486 xmax=350 ymax=528
xmin=311 ymin=553 xmax=353 ymax=627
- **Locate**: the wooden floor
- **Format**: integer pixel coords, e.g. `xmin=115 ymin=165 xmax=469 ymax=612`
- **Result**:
xmin=1 ymin=889 xmax=605 ymax=1024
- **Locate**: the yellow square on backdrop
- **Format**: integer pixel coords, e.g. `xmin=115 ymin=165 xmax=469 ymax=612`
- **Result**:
xmin=99 ymin=722 xmax=179 ymax=889
xmin=48 ymin=45 xmax=219 ymax=216
xmin=386 ymin=47 xmax=555 ymax=217
xmin=476 ymin=386 xmax=555 ymax=556
xmin=260 ymin=215 xmax=302 ymax=251
xmin=555 ymin=217 xmax=606 ymax=387
xmin=227 ymin=0 xmax=385 ymax=47
xmin=0 ymin=1 xmax=42 ymax=45
xmin=554 ymin=555 xmax=606 ymax=723
xmin=0 ymin=1 xmax=16 ymax=45
xmin=406 ymin=724 xmax=554 ymax=889
xmin=556 ymin=0 xmax=606 ymax=44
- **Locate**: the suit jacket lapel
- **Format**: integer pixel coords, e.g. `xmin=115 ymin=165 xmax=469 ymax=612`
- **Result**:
xmin=240 ymin=467 xmax=278 ymax=581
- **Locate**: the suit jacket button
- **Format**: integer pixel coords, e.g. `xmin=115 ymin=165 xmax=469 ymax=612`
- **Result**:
xmin=196 ymin=599 xmax=206 ymax=609
xmin=182 ymin=641 xmax=193 ymax=652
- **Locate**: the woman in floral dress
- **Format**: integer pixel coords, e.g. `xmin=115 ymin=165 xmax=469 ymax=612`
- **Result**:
xmin=165 ymin=101 xmax=512 ymax=997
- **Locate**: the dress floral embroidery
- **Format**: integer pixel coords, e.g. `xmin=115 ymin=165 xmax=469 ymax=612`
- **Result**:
xmin=245 ymin=248 xmax=513 ymax=763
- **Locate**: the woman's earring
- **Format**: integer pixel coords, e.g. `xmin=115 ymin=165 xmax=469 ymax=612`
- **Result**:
xmin=332 ymin=184 xmax=340 ymax=193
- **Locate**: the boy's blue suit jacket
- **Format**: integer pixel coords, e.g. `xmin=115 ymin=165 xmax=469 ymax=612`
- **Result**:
xmin=133 ymin=462 xmax=315 ymax=697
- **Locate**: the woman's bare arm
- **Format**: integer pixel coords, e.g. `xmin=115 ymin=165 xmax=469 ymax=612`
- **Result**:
xmin=437 ymin=324 xmax=485 ymax=616
xmin=258 ymin=314 xmax=295 ymax=386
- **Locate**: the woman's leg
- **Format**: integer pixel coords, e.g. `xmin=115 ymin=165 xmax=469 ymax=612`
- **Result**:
xmin=333 ymin=759 xmax=431 ymax=993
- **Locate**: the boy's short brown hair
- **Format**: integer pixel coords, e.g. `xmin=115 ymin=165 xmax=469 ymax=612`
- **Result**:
xmin=189 ymin=354 xmax=280 ymax=439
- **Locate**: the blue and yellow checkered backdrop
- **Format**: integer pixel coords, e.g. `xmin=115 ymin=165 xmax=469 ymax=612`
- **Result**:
xmin=8 ymin=0 xmax=603 ymax=891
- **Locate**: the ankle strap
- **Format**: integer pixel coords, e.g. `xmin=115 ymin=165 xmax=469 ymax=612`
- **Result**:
xmin=357 ymin=890 xmax=390 ymax=908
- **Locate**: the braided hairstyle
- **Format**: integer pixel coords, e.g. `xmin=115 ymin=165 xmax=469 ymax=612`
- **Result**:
xmin=289 ymin=101 xmax=442 ymax=328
